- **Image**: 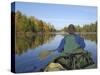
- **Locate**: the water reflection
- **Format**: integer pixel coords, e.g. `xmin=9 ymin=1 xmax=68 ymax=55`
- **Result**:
xmin=15 ymin=33 xmax=97 ymax=72
xmin=16 ymin=33 xmax=55 ymax=55
xmin=80 ymin=33 xmax=97 ymax=43
xmin=16 ymin=33 xmax=97 ymax=55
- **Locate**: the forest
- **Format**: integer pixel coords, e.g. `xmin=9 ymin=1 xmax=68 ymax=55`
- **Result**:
xmin=12 ymin=11 xmax=97 ymax=33
xmin=62 ymin=22 xmax=97 ymax=32
xmin=12 ymin=11 xmax=56 ymax=33
xmin=12 ymin=11 xmax=97 ymax=55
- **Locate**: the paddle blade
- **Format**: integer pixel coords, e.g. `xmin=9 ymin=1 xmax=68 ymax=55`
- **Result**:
xmin=39 ymin=50 xmax=52 ymax=60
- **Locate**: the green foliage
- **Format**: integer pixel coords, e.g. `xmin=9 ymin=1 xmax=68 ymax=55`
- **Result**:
xmin=14 ymin=11 xmax=56 ymax=33
xmin=63 ymin=21 xmax=97 ymax=32
xmin=14 ymin=10 xmax=97 ymax=33
xmin=76 ymin=22 xmax=97 ymax=32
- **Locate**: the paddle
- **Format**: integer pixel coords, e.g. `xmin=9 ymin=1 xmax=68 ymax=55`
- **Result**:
xmin=38 ymin=49 xmax=57 ymax=60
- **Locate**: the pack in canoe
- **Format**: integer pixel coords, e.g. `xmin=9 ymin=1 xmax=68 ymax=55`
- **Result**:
xmin=43 ymin=51 xmax=96 ymax=71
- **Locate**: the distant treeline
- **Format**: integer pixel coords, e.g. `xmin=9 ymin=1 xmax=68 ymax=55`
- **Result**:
xmin=11 ymin=11 xmax=97 ymax=33
xmin=12 ymin=11 xmax=56 ymax=33
xmin=62 ymin=22 xmax=97 ymax=32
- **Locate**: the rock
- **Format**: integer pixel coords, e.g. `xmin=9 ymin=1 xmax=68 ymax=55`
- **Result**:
xmin=44 ymin=63 xmax=65 ymax=71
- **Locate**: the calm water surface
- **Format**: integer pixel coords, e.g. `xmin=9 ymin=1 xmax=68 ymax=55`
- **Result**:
xmin=15 ymin=33 xmax=97 ymax=73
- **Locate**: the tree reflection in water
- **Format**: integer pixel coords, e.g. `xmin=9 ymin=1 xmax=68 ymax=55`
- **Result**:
xmin=16 ymin=33 xmax=56 ymax=55
xmin=16 ymin=33 xmax=97 ymax=55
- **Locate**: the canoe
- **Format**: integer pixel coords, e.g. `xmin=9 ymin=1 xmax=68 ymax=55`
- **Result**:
xmin=43 ymin=51 xmax=96 ymax=71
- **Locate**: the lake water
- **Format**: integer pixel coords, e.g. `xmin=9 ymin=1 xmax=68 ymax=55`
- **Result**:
xmin=15 ymin=33 xmax=97 ymax=73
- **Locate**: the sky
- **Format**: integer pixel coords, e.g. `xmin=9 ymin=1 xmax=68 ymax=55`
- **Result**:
xmin=13 ymin=2 xmax=97 ymax=30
